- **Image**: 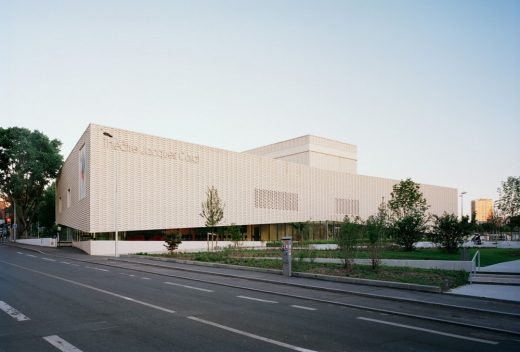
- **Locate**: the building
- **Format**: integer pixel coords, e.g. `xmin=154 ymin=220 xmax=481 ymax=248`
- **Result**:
xmin=56 ymin=124 xmax=457 ymax=255
xmin=471 ymin=199 xmax=493 ymax=223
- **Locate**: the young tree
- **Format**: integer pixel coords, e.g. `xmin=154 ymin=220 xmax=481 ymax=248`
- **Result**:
xmin=0 ymin=127 xmax=63 ymax=238
xmin=164 ymin=231 xmax=182 ymax=254
xmin=336 ymin=216 xmax=364 ymax=273
xmin=200 ymin=186 xmax=224 ymax=247
xmin=228 ymin=223 xmax=243 ymax=248
xmin=387 ymin=178 xmax=430 ymax=251
xmin=496 ymin=176 xmax=520 ymax=223
xmin=429 ymin=213 xmax=472 ymax=253
xmin=366 ymin=202 xmax=388 ymax=269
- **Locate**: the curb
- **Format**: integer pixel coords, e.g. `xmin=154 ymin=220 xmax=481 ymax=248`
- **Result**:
xmin=292 ymin=272 xmax=441 ymax=293
xmin=123 ymin=255 xmax=441 ymax=293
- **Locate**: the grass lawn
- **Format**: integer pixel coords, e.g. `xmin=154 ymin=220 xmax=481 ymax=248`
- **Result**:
xmin=202 ymin=247 xmax=520 ymax=266
xmin=153 ymin=251 xmax=469 ymax=289
xmin=147 ymin=247 xmax=518 ymax=289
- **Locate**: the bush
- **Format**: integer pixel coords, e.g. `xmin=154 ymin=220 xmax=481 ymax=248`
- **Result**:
xmin=429 ymin=213 xmax=472 ymax=253
xmin=336 ymin=216 xmax=364 ymax=272
xmin=164 ymin=231 xmax=182 ymax=254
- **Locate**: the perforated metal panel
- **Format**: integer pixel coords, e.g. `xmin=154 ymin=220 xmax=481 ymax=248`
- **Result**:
xmin=56 ymin=124 xmax=458 ymax=233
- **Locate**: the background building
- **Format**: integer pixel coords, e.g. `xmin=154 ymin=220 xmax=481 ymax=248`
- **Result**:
xmin=471 ymin=198 xmax=494 ymax=223
xmin=55 ymin=124 xmax=457 ymax=253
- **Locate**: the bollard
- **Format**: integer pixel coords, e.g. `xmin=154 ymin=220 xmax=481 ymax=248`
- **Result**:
xmin=281 ymin=236 xmax=292 ymax=277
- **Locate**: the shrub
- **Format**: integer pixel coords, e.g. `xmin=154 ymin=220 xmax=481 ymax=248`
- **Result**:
xmin=164 ymin=231 xmax=182 ymax=254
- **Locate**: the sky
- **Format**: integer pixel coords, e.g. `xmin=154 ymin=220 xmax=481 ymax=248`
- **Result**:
xmin=1 ymin=0 xmax=519 ymax=217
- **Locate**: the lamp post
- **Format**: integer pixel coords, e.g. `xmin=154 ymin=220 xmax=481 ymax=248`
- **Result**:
xmin=103 ymin=131 xmax=118 ymax=257
xmin=460 ymin=191 xmax=467 ymax=219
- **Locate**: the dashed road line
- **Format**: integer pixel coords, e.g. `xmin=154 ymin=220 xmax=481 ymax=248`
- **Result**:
xmin=237 ymin=295 xmax=278 ymax=304
xmin=85 ymin=266 xmax=109 ymax=272
xmin=26 ymin=254 xmax=37 ymax=258
xmin=42 ymin=258 xmax=56 ymax=262
xmin=1 ymin=261 xmax=176 ymax=314
xmin=120 ymin=273 xmax=135 ymax=277
xmin=60 ymin=261 xmax=71 ymax=265
xmin=17 ymin=252 xmax=24 ymax=255
xmin=164 ymin=281 xmax=214 ymax=292
xmin=43 ymin=335 xmax=83 ymax=352
xmin=291 ymin=305 xmax=316 ymax=311
xmin=357 ymin=317 xmax=498 ymax=345
xmin=187 ymin=316 xmax=317 ymax=352
xmin=141 ymin=277 xmax=151 ymax=280
xmin=0 ymin=301 xmax=30 ymax=321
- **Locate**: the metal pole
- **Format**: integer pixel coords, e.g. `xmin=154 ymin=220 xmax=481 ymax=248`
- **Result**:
xmin=460 ymin=191 xmax=467 ymax=219
xmin=114 ymin=143 xmax=118 ymax=257
xmin=103 ymin=132 xmax=118 ymax=257
xmin=13 ymin=201 xmax=16 ymax=242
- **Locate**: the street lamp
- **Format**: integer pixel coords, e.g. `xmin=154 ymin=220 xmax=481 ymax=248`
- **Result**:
xmin=103 ymin=131 xmax=118 ymax=257
xmin=460 ymin=191 xmax=467 ymax=219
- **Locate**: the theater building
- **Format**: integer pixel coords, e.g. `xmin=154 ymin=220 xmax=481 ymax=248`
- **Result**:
xmin=56 ymin=124 xmax=457 ymax=255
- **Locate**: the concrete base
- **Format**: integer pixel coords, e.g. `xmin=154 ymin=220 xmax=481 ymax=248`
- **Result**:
xmin=73 ymin=240 xmax=266 ymax=256
xmin=15 ymin=238 xmax=57 ymax=247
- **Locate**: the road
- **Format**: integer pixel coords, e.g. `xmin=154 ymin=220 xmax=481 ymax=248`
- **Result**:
xmin=1 ymin=245 xmax=519 ymax=351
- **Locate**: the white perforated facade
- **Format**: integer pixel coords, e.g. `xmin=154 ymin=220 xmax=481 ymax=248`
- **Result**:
xmin=56 ymin=124 xmax=457 ymax=241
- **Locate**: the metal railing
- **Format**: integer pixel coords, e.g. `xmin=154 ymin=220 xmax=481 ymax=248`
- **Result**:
xmin=469 ymin=250 xmax=480 ymax=284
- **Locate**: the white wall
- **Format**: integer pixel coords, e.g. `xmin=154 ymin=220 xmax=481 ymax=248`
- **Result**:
xmin=73 ymin=240 xmax=266 ymax=256
xmin=16 ymin=238 xmax=57 ymax=247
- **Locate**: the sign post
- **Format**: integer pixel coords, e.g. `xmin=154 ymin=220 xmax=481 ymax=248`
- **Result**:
xmin=281 ymin=236 xmax=292 ymax=277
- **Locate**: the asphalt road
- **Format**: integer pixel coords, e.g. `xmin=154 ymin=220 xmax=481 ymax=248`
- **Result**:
xmin=1 ymin=245 xmax=519 ymax=351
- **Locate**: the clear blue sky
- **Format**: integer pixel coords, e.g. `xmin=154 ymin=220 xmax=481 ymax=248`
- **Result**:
xmin=1 ymin=0 xmax=519 ymax=216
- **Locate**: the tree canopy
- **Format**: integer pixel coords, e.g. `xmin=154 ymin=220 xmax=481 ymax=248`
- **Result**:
xmin=0 ymin=127 xmax=63 ymax=237
xmin=387 ymin=178 xmax=430 ymax=250
xmin=496 ymin=176 xmax=520 ymax=222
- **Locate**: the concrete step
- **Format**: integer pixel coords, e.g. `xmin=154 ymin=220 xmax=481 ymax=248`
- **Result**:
xmin=471 ymin=273 xmax=520 ymax=285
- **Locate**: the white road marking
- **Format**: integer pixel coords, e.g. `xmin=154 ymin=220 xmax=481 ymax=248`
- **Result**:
xmin=42 ymin=258 xmax=56 ymax=262
xmin=0 ymin=301 xmax=30 ymax=321
xmin=120 ymin=273 xmax=135 ymax=277
xmin=164 ymin=281 xmax=214 ymax=292
xmin=357 ymin=317 xmax=498 ymax=345
xmin=141 ymin=277 xmax=151 ymax=280
xmin=43 ymin=335 xmax=83 ymax=352
xmin=26 ymin=254 xmax=37 ymax=258
xmin=0 ymin=261 xmax=176 ymax=314
xmin=85 ymin=266 xmax=109 ymax=272
xmin=70 ymin=263 xmax=80 ymax=267
xmin=188 ymin=316 xmax=317 ymax=352
xmin=237 ymin=295 xmax=277 ymax=304
xmin=60 ymin=261 xmax=71 ymax=264
xmin=17 ymin=252 xmax=24 ymax=254
xmin=291 ymin=305 xmax=316 ymax=311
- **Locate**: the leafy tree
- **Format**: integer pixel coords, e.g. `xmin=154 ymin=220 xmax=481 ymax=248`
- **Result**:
xmin=37 ymin=183 xmax=57 ymax=236
xmin=336 ymin=216 xmax=364 ymax=273
xmin=164 ymin=231 xmax=182 ymax=254
xmin=366 ymin=202 xmax=388 ymax=269
xmin=0 ymin=127 xmax=63 ymax=238
xmin=496 ymin=176 xmax=520 ymax=223
xmin=37 ymin=183 xmax=56 ymax=229
xmin=228 ymin=223 xmax=243 ymax=247
xmin=387 ymin=178 xmax=430 ymax=251
xmin=429 ymin=213 xmax=472 ymax=253
xmin=200 ymin=186 xmax=224 ymax=247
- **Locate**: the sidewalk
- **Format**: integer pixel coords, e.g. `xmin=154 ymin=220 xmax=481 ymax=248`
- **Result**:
xmin=448 ymin=260 xmax=520 ymax=302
